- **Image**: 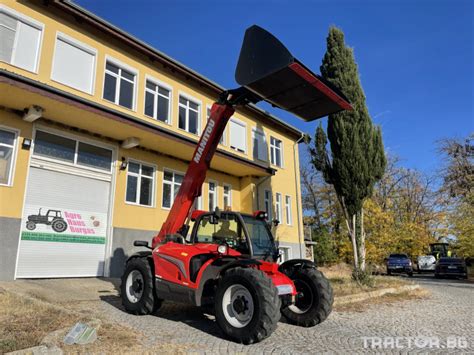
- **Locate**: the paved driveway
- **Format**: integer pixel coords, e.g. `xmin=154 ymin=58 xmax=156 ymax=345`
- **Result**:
xmin=2 ymin=275 xmax=473 ymax=353
xmin=99 ymin=276 xmax=473 ymax=353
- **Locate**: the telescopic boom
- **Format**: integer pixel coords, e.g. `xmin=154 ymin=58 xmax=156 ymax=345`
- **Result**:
xmin=152 ymin=25 xmax=352 ymax=248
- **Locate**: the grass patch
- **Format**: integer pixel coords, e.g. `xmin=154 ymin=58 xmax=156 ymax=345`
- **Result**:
xmin=319 ymin=263 xmax=411 ymax=297
xmin=0 ymin=290 xmax=141 ymax=353
xmin=0 ymin=290 xmax=78 ymax=353
xmin=334 ymin=287 xmax=430 ymax=312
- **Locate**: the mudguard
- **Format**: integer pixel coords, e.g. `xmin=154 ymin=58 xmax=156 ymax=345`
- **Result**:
xmin=125 ymin=250 xmax=153 ymax=264
xmin=194 ymin=257 xmax=262 ymax=306
xmin=278 ymin=259 xmax=316 ymax=275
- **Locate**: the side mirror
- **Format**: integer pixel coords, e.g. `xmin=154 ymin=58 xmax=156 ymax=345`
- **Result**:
xmin=134 ymin=240 xmax=151 ymax=249
xmin=272 ymin=219 xmax=280 ymax=227
xmin=214 ymin=207 xmax=221 ymax=219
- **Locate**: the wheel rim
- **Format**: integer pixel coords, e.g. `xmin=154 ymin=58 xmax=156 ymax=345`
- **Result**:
xmin=289 ymin=279 xmax=314 ymax=314
xmin=125 ymin=270 xmax=144 ymax=303
xmin=222 ymin=284 xmax=254 ymax=328
xmin=54 ymin=221 xmax=67 ymax=231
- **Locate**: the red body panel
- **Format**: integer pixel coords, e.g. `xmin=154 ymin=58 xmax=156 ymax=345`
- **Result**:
xmin=153 ymin=242 xmax=296 ymax=295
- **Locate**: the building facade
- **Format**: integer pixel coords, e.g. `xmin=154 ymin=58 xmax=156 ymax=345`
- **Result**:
xmin=0 ymin=0 xmax=309 ymax=281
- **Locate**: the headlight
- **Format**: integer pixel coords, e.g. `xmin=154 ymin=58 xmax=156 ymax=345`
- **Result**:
xmin=217 ymin=244 xmax=228 ymax=254
xmin=276 ymin=284 xmax=293 ymax=295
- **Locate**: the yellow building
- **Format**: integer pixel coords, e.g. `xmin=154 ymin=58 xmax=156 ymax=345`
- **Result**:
xmin=0 ymin=0 xmax=310 ymax=280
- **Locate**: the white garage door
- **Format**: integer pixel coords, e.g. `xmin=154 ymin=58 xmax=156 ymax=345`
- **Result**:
xmin=16 ymin=167 xmax=111 ymax=278
xmin=16 ymin=129 xmax=114 ymax=278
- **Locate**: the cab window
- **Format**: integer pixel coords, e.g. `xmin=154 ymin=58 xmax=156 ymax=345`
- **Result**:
xmin=194 ymin=214 xmax=249 ymax=253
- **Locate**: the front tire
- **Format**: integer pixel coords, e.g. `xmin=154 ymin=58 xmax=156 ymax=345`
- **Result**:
xmin=121 ymin=257 xmax=161 ymax=315
xmin=281 ymin=268 xmax=333 ymax=327
xmin=215 ymin=267 xmax=280 ymax=344
xmin=26 ymin=221 xmax=36 ymax=230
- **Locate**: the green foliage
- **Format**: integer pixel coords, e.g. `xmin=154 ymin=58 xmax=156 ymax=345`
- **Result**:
xmin=312 ymin=227 xmax=339 ymax=265
xmin=351 ymin=267 xmax=375 ymax=287
xmin=313 ymin=27 xmax=386 ymax=217
xmin=450 ymin=200 xmax=474 ymax=258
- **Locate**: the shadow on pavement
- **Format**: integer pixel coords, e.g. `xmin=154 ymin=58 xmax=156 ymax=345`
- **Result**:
xmin=98 ymin=278 xmax=228 ymax=341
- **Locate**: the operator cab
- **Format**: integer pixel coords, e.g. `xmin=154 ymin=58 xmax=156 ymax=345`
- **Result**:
xmin=190 ymin=210 xmax=278 ymax=261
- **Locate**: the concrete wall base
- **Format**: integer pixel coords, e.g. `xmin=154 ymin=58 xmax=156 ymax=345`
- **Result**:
xmin=0 ymin=216 xmax=21 ymax=281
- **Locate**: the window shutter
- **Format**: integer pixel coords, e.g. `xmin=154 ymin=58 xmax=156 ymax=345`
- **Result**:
xmin=230 ymin=120 xmax=246 ymax=152
xmin=0 ymin=13 xmax=17 ymax=62
xmin=13 ymin=21 xmax=41 ymax=72
xmin=254 ymin=130 xmax=267 ymax=161
xmin=257 ymin=132 xmax=268 ymax=161
xmin=52 ymin=37 xmax=95 ymax=93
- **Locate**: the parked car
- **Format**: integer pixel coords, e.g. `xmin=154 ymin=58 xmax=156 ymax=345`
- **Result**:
xmin=386 ymin=253 xmax=413 ymax=277
xmin=417 ymin=255 xmax=436 ymax=273
xmin=435 ymin=257 xmax=468 ymax=279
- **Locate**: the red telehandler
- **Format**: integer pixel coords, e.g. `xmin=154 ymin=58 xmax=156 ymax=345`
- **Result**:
xmin=121 ymin=25 xmax=352 ymax=344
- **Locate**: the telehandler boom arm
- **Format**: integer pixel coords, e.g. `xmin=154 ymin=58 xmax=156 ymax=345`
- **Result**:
xmin=152 ymin=25 xmax=352 ymax=248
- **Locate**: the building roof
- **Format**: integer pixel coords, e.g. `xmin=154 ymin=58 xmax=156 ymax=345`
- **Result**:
xmin=41 ymin=0 xmax=304 ymax=140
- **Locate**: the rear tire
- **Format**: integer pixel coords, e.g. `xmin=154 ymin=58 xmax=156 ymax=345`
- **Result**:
xmin=215 ymin=267 xmax=280 ymax=344
xmin=281 ymin=268 xmax=333 ymax=327
xmin=121 ymin=257 xmax=161 ymax=315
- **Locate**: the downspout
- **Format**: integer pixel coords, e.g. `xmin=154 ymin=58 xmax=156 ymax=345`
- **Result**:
xmin=294 ymin=133 xmax=309 ymax=258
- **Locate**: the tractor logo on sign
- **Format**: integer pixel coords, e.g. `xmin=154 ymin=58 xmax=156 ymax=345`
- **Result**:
xmin=26 ymin=208 xmax=68 ymax=233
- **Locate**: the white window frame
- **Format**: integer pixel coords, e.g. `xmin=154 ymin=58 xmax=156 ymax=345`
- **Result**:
xmin=193 ymin=195 xmax=203 ymax=210
xmin=161 ymin=168 xmax=185 ymax=210
xmin=285 ymin=195 xmax=292 ymax=225
xmin=279 ymin=246 xmax=292 ymax=264
xmin=208 ymin=180 xmax=217 ymax=212
xmin=51 ymin=31 xmax=97 ymax=95
xmin=229 ymin=117 xmax=247 ymax=154
xmin=32 ymin=128 xmax=114 ymax=174
xmin=223 ymin=183 xmax=232 ymax=209
xmin=252 ymin=127 xmax=268 ymax=161
xmin=0 ymin=125 xmax=19 ymax=187
xmin=206 ymin=104 xmax=226 ymax=145
xmin=275 ymin=192 xmax=282 ymax=223
xmin=264 ymin=189 xmax=272 ymax=221
xmin=270 ymin=136 xmax=284 ymax=168
xmin=102 ymin=55 xmax=138 ymax=111
xmin=178 ymin=92 xmax=201 ymax=135
xmin=144 ymin=74 xmax=173 ymax=125
xmin=125 ymin=159 xmax=156 ymax=208
xmin=0 ymin=5 xmax=44 ymax=73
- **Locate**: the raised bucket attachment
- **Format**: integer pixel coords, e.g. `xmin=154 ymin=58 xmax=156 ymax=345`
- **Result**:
xmin=235 ymin=25 xmax=352 ymax=121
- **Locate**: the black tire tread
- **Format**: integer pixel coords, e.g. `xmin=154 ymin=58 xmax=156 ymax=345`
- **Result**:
xmin=120 ymin=257 xmax=159 ymax=315
xmin=215 ymin=267 xmax=281 ymax=344
xmin=281 ymin=267 xmax=333 ymax=327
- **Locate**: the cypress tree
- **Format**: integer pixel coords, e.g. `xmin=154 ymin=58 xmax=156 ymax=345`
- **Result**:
xmin=311 ymin=27 xmax=386 ymax=274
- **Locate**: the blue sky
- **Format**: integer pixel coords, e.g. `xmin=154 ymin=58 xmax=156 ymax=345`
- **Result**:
xmin=77 ymin=0 xmax=473 ymax=173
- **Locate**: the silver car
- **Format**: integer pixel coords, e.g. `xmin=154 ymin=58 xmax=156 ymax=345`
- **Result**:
xmin=417 ymin=255 xmax=436 ymax=272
